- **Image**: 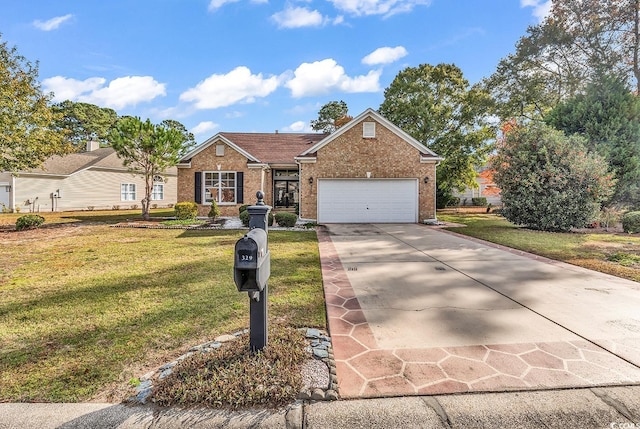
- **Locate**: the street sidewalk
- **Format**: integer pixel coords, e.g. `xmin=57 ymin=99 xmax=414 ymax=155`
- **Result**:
xmin=1 ymin=385 xmax=640 ymax=428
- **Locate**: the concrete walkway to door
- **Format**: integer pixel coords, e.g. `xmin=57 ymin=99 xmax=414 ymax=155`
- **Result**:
xmin=318 ymin=224 xmax=640 ymax=398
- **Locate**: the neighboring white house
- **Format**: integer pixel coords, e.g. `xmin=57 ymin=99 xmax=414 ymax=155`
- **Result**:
xmin=452 ymin=169 xmax=502 ymax=206
xmin=1 ymin=142 xmax=177 ymax=213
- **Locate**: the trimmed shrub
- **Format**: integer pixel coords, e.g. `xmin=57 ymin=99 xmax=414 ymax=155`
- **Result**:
xmin=208 ymin=200 xmax=221 ymax=221
xmin=16 ymin=214 xmax=45 ymax=231
xmin=446 ymin=197 xmax=460 ymax=207
xmin=622 ymin=211 xmax=640 ymax=233
xmin=493 ymin=123 xmax=614 ymax=231
xmin=472 ymin=197 xmax=487 ymax=207
xmin=240 ymin=210 xmax=274 ymax=227
xmin=238 ymin=205 xmax=250 ymax=214
xmin=239 ymin=210 xmax=250 ymax=227
xmin=174 ymin=201 xmax=198 ymax=220
xmin=275 ymin=212 xmax=298 ymax=228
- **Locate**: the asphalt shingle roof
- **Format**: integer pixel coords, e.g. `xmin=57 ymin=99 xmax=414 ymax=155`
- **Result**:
xmin=219 ymin=132 xmax=327 ymax=164
xmin=28 ymin=148 xmax=125 ymax=175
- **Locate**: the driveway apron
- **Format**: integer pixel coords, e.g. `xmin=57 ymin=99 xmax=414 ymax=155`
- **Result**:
xmin=318 ymin=224 xmax=640 ymax=398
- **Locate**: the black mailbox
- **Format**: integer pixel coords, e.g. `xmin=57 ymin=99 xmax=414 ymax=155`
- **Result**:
xmin=234 ymin=228 xmax=270 ymax=292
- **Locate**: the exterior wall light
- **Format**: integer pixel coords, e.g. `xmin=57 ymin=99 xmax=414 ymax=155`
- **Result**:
xmin=423 ymin=176 xmax=430 ymax=183
xmin=308 ymin=177 xmax=313 ymax=185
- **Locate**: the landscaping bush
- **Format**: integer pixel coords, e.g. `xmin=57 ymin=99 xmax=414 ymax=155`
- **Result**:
xmin=16 ymin=214 xmax=45 ymax=231
xmin=472 ymin=197 xmax=487 ymax=207
xmin=447 ymin=197 xmax=460 ymax=207
xmin=240 ymin=210 xmax=274 ymax=227
xmin=622 ymin=211 xmax=640 ymax=233
xmin=493 ymin=123 xmax=614 ymax=232
xmin=275 ymin=212 xmax=298 ymax=228
xmin=208 ymin=200 xmax=220 ymax=221
xmin=238 ymin=204 xmax=250 ymax=215
xmin=240 ymin=210 xmax=250 ymax=227
xmin=174 ymin=201 xmax=198 ymax=220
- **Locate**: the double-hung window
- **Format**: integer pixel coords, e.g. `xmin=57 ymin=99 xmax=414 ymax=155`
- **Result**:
xmin=152 ymin=175 xmax=164 ymax=200
xmin=121 ymin=183 xmax=136 ymax=201
xmin=152 ymin=184 xmax=164 ymax=200
xmin=204 ymin=171 xmax=236 ymax=204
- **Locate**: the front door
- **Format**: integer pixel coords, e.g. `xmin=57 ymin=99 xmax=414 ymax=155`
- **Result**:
xmin=274 ymin=180 xmax=299 ymax=208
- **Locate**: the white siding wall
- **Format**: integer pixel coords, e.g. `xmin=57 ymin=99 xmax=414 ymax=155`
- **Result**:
xmin=14 ymin=169 xmax=177 ymax=212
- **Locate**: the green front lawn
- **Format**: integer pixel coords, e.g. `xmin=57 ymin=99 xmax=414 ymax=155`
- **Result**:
xmin=0 ymin=222 xmax=324 ymax=402
xmin=438 ymin=212 xmax=640 ymax=282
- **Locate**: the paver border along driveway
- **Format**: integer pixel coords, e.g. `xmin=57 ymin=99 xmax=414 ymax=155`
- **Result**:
xmin=318 ymin=224 xmax=640 ymax=399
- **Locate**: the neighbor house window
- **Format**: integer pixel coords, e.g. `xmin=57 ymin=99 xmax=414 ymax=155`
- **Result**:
xmin=121 ymin=183 xmax=136 ymax=201
xmin=363 ymin=122 xmax=376 ymax=138
xmin=152 ymin=184 xmax=164 ymax=200
xmin=204 ymin=171 xmax=236 ymax=204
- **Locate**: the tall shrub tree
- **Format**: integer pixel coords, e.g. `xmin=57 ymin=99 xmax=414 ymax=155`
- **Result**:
xmin=0 ymin=35 xmax=69 ymax=172
xmin=52 ymin=100 xmax=118 ymax=151
xmin=310 ymin=100 xmax=351 ymax=133
xmin=546 ymin=75 xmax=640 ymax=207
xmin=110 ymin=117 xmax=195 ymax=220
xmin=493 ymin=123 xmax=614 ymax=231
xmin=379 ymin=63 xmax=495 ymax=205
xmin=485 ymin=0 xmax=640 ymax=122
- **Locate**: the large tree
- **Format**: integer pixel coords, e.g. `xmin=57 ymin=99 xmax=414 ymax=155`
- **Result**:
xmin=110 ymin=117 xmax=195 ymax=220
xmin=0 ymin=35 xmax=69 ymax=172
xmin=379 ymin=63 xmax=495 ymax=203
xmin=52 ymin=100 xmax=118 ymax=151
xmin=546 ymin=75 xmax=640 ymax=208
xmin=493 ymin=122 xmax=614 ymax=232
xmin=310 ymin=100 xmax=351 ymax=133
xmin=485 ymin=0 xmax=640 ymax=122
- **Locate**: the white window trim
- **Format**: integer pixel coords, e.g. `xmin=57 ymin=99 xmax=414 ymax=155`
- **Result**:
xmin=152 ymin=183 xmax=164 ymax=201
xmin=203 ymin=171 xmax=237 ymax=205
xmin=121 ymin=183 xmax=136 ymax=201
xmin=363 ymin=122 xmax=376 ymax=138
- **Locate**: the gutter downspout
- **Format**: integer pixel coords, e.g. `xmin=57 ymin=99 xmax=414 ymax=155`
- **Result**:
xmin=10 ymin=175 xmax=16 ymax=212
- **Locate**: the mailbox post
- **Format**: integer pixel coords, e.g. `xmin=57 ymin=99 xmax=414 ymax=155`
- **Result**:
xmin=233 ymin=191 xmax=271 ymax=352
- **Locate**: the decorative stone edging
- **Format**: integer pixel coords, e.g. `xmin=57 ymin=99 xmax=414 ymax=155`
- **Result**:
xmin=131 ymin=327 xmax=339 ymax=405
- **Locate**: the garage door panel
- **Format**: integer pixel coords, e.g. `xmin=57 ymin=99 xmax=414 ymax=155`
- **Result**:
xmin=318 ymin=179 xmax=417 ymax=223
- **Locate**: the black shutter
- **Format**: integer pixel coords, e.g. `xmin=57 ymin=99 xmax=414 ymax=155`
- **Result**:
xmin=194 ymin=172 xmax=202 ymax=204
xmin=237 ymin=172 xmax=244 ymax=204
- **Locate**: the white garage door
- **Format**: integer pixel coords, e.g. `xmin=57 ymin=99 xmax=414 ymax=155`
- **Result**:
xmin=317 ymin=179 xmax=418 ymax=223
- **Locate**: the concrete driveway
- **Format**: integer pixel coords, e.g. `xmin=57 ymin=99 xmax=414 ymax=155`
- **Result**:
xmin=318 ymin=223 xmax=640 ymax=398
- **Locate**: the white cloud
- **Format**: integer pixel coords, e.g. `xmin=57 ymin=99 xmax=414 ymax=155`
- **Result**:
xmin=271 ymin=6 xmax=325 ymax=28
xmin=520 ymin=0 xmax=551 ymax=22
xmin=33 ymin=14 xmax=73 ymax=31
xmin=285 ymin=58 xmax=381 ymax=98
xmin=42 ymin=75 xmax=166 ymax=109
xmin=362 ymin=46 xmax=407 ymax=65
xmin=208 ymin=0 xmax=240 ymax=11
xmin=283 ymin=120 xmax=308 ymax=132
xmin=180 ymin=66 xmax=280 ymax=109
xmin=328 ymin=0 xmax=431 ymax=18
xmin=191 ymin=121 xmax=219 ymax=136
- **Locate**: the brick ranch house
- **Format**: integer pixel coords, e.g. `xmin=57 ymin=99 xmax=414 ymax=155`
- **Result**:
xmin=177 ymin=108 xmax=442 ymax=223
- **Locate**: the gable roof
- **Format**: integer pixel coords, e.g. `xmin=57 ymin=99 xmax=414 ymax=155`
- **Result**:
xmin=22 ymin=148 xmax=126 ymax=176
xmin=180 ymin=132 xmax=326 ymax=165
xmin=299 ymin=108 xmax=441 ymax=159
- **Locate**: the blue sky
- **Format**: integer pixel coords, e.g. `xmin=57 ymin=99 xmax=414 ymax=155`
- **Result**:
xmin=1 ymin=0 xmax=550 ymax=143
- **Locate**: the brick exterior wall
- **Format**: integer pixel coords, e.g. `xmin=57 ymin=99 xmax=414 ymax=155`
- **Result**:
xmin=178 ymin=114 xmax=438 ymax=221
xmin=298 ymin=115 xmax=437 ymax=222
xmin=177 ymin=140 xmax=273 ymax=217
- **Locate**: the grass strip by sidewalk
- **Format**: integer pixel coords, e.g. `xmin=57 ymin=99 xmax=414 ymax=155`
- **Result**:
xmin=0 ymin=225 xmax=324 ymax=402
xmin=438 ymin=213 xmax=640 ymax=282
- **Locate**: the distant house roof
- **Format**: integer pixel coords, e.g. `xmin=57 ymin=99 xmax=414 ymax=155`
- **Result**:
xmin=23 ymin=148 xmax=124 ymax=176
xmin=180 ymin=132 xmax=327 ymax=165
xmin=20 ymin=147 xmax=176 ymax=177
